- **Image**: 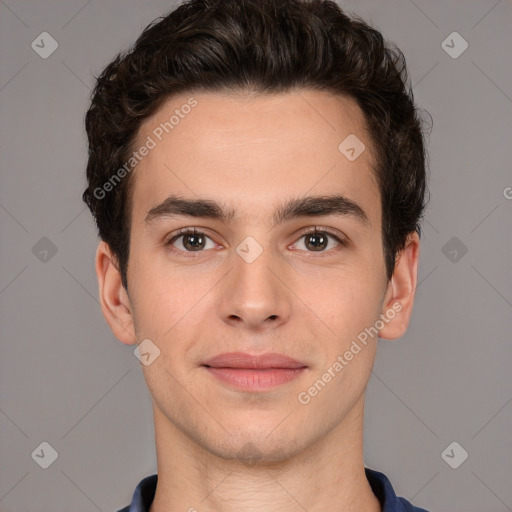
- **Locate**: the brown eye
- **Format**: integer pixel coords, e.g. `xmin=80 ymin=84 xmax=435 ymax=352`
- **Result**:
xmin=166 ymin=229 xmax=216 ymax=253
xmin=304 ymin=231 xmax=329 ymax=251
xmin=181 ymin=231 xmax=206 ymax=251
xmin=293 ymin=228 xmax=347 ymax=253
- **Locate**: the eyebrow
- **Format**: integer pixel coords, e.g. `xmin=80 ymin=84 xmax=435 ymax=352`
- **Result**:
xmin=144 ymin=194 xmax=371 ymax=229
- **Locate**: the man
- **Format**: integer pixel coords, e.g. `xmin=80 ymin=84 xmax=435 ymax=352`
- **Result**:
xmin=83 ymin=0 xmax=430 ymax=510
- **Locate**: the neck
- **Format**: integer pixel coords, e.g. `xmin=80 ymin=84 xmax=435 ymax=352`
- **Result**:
xmin=149 ymin=395 xmax=381 ymax=512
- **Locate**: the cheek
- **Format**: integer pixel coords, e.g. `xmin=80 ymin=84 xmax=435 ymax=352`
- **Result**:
xmin=129 ymin=259 xmax=216 ymax=359
xmin=126 ymin=256 xmax=175 ymax=341
xmin=299 ymin=263 xmax=383 ymax=335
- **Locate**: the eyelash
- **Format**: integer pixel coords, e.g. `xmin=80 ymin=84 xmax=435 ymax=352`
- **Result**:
xmin=164 ymin=227 xmax=348 ymax=257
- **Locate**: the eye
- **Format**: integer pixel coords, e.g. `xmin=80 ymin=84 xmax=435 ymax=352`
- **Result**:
xmin=292 ymin=227 xmax=347 ymax=253
xmin=164 ymin=226 xmax=348 ymax=257
xmin=165 ymin=228 xmax=217 ymax=254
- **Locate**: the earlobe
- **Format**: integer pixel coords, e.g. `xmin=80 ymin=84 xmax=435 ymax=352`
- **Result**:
xmin=95 ymin=241 xmax=137 ymax=345
xmin=378 ymin=231 xmax=420 ymax=341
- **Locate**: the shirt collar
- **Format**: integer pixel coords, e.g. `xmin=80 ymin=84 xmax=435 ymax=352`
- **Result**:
xmin=365 ymin=468 xmax=430 ymax=512
xmin=121 ymin=468 xmax=429 ymax=512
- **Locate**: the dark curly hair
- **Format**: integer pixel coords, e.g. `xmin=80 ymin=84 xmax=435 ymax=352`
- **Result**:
xmin=83 ymin=0 xmax=430 ymax=291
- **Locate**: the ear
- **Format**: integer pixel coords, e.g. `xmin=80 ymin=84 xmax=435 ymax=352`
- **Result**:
xmin=95 ymin=241 xmax=137 ymax=345
xmin=378 ymin=231 xmax=420 ymax=341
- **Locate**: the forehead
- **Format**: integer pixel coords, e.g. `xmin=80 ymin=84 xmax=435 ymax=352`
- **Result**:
xmin=130 ymin=90 xmax=380 ymax=230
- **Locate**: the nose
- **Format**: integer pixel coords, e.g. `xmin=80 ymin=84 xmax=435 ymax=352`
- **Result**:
xmin=217 ymin=239 xmax=292 ymax=332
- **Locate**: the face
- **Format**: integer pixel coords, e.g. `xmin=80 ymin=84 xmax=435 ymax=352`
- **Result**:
xmin=97 ymin=90 xmax=418 ymax=464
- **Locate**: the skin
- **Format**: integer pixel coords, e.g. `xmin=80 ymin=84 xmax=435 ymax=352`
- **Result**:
xmin=96 ymin=90 xmax=420 ymax=512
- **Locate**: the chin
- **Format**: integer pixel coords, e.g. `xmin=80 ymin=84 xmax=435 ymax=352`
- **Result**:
xmin=202 ymin=427 xmax=306 ymax=467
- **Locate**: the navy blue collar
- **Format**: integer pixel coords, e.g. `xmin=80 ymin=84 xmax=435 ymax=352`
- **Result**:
xmin=118 ymin=467 xmax=429 ymax=512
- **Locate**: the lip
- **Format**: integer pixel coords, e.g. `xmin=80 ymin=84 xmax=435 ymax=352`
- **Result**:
xmin=202 ymin=352 xmax=308 ymax=391
xmin=203 ymin=352 xmax=306 ymax=369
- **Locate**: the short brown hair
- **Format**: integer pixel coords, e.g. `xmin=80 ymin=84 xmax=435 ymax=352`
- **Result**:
xmin=83 ymin=0 xmax=430 ymax=291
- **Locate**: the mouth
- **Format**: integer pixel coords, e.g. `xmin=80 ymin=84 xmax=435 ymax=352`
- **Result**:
xmin=202 ymin=352 xmax=308 ymax=391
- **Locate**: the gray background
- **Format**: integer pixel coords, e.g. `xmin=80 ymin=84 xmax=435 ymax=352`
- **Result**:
xmin=1 ymin=0 xmax=511 ymax=511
